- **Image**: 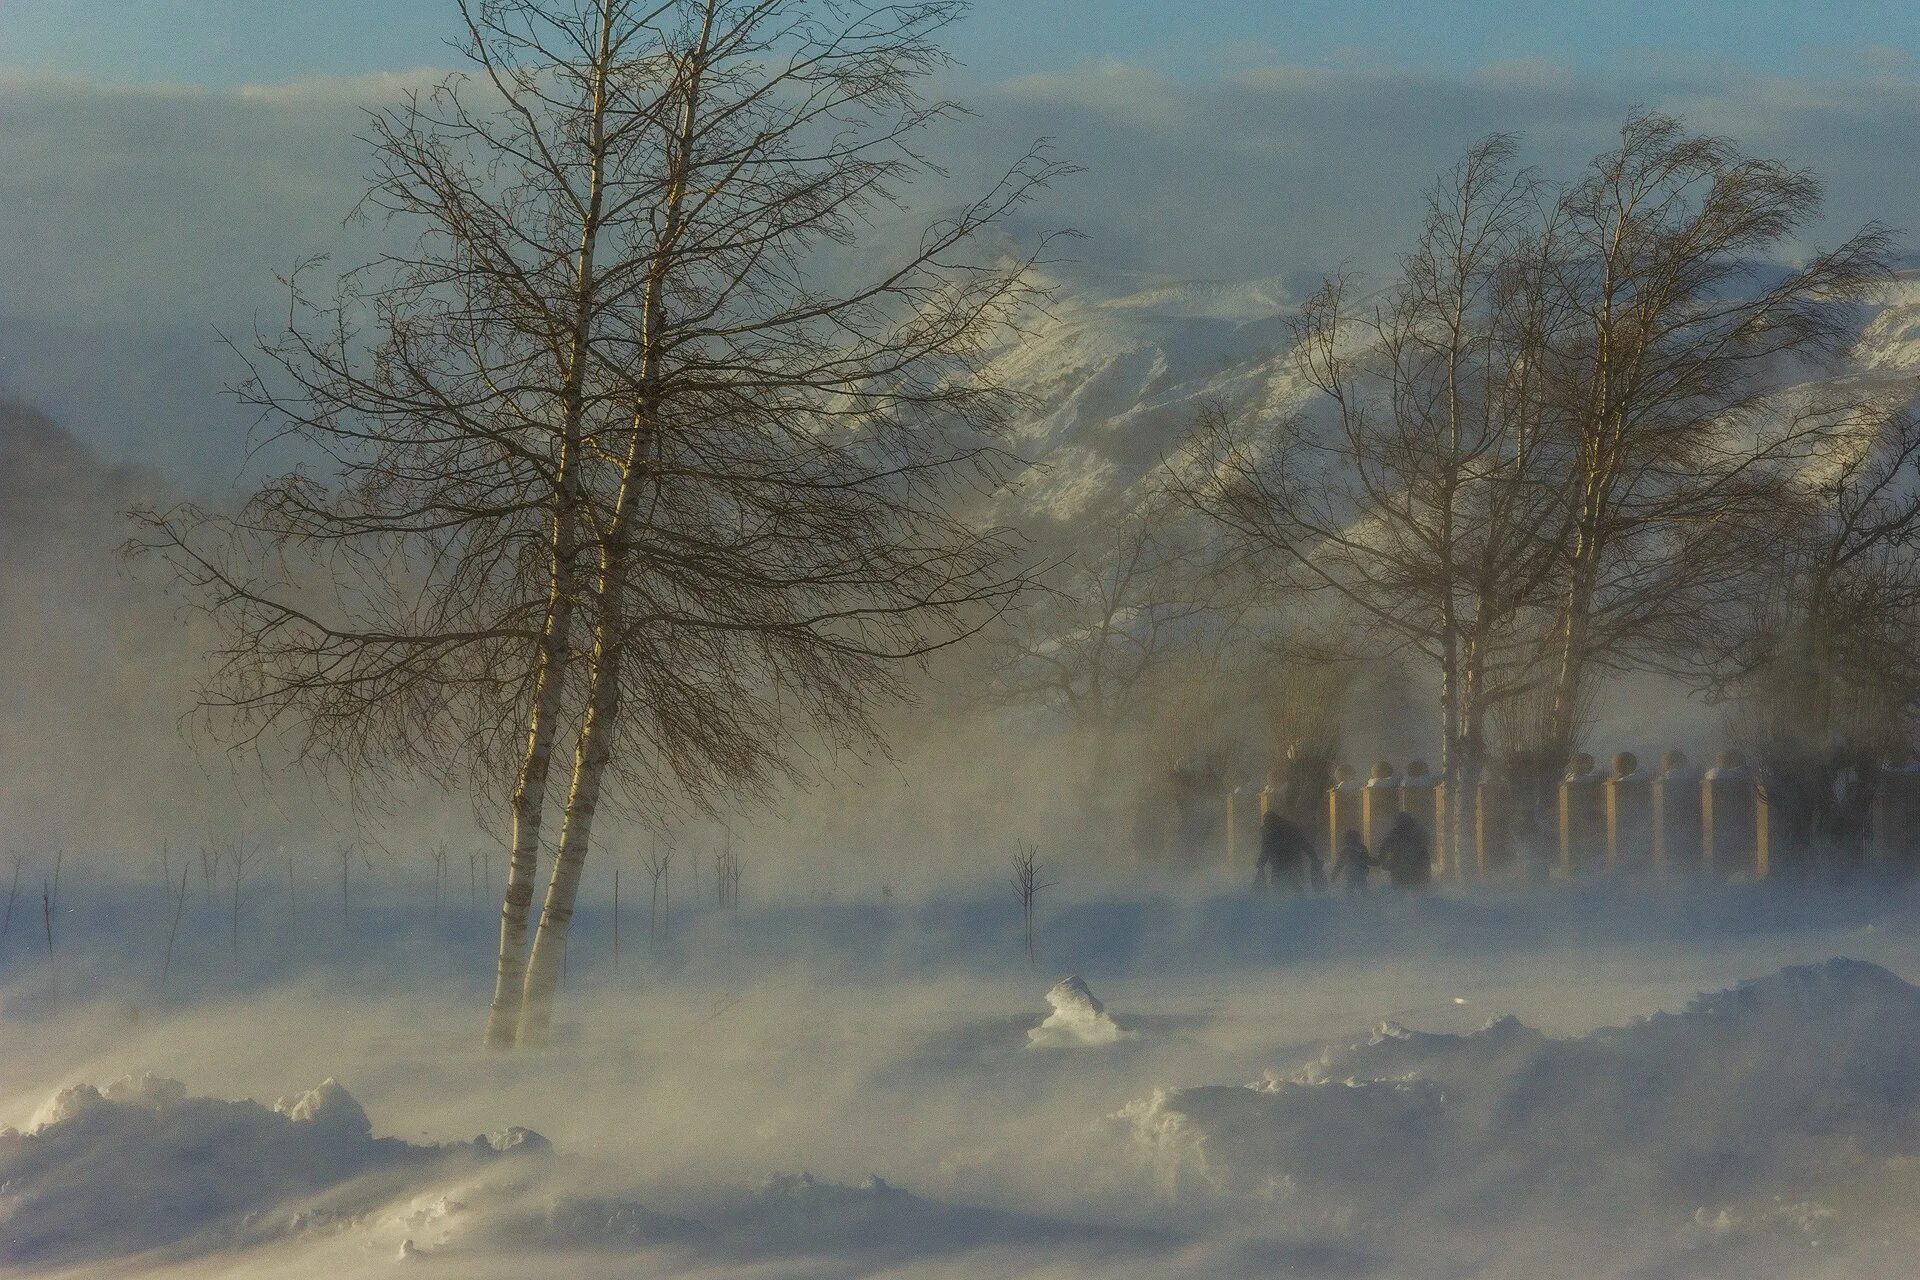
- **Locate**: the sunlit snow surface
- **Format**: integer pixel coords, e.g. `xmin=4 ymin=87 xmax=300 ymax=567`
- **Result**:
xmin=11 ymin=880 xmax=1920 ymax=1276
xmin=1027 ymin=974 xmax=1132 ymax=1048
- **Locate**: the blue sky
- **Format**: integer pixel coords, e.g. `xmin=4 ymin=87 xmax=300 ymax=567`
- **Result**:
xmin=3 ymin=0 xmax=1917 ymax=87
xmin=6 ymin=1 xmax=1920 ymax=478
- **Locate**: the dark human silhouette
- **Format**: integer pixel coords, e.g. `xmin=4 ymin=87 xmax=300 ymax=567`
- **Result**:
xmin=1377 ymin=811 xmax=1431 ymax=889
xmin=1333 ymin=829 xmax=1372 ymax=892
xmin=1255 ymin=811 xmax=1313 ymax=894
xmin=1158 ymin=754 xmax=1225 ymax=865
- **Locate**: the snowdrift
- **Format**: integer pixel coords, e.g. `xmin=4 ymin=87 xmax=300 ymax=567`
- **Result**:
xmin=0 ymin=1072 xmax=549 ymax=1268
xmin=1121 ymin=958 xmax=1920 ymax=1236
xmin=0 ymin=1073 xmax=1157 ymax=1273
xmin=395 ymin=1167 xmax=1152 ymax=1266
xmin=16 ymin=959 xmax=1920 ymax=1275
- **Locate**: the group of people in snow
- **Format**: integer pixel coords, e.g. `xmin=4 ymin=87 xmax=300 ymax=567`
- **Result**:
xmin=1253 ymin=808 xmax=1430 ymax=895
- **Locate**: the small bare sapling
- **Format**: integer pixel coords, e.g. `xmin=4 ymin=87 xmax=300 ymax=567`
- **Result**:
xmin=228 ymin=841 xmax=256 ymax=955
xmin=1010 ymin=842 xmax=1056 ymax=967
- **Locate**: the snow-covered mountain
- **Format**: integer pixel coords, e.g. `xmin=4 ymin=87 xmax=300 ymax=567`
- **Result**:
xmin=982 ymin=269 xmax=1317 ymax=527
xmin=1853 ymin=270 xmax=1920 ymax=376
xmin=985 ymin=265 xmax=1920 ymax=533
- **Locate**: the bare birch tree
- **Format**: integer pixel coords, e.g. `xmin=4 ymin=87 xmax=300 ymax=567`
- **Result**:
xmin=135 ymin=0 xmax=723 ymax=1046
xmin=1531 ymin=112 xmax=1897 ymax=765
xmin=1175 ymin=137 xmax=1568 ymax=865
xmin=135 ymin=0 xmax=1060 ymax=1050
xmin=1715 ymin=403 xmax=1920 ymax=857
xmin=514 ymin=0 xmax=1063 ymax=1044
xmin=990 ymin=490 xmax=1237 ymax=798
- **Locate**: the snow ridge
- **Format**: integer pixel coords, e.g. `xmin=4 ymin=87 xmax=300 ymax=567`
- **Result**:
xmin=1120 ymin=959 xmax=1920 ymax=1232
xmin=0 ymin=1074 xmax=546 ymax=1267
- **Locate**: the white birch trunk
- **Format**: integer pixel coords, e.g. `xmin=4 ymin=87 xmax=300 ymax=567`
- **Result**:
xmin=515 ymin=0 xmax=715 ymax=1046
xmin=482 ymin=0 xmax=617 ymax=1050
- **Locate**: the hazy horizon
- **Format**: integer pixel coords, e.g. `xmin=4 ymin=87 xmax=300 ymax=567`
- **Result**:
xmin=8 ymin=4 xmax=1920 ymax=480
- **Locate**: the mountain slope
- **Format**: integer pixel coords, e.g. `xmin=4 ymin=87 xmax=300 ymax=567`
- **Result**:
xmin=986 ymin=266 xmax=1920 ymax=536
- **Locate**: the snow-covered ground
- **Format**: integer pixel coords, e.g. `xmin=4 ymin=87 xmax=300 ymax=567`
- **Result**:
xmin=10 ymin=876 xmax=1920 ymax=1277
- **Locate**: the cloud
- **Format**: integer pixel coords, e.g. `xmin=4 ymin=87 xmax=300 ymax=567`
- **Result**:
xmin=966 ymin=57 xmax=1920 ymax=287
xmin=229 ymin=66 xmax=447 ymax=104
xmin=0 ymin=68 xmax=394 ymax=329
xmin=3 ymin=56 xmax=1919 ymax=483
xmin=0 ymin=68 xmax=428 ymax=474
xmin=1805 ymin=43 xmax=1919 ymax=76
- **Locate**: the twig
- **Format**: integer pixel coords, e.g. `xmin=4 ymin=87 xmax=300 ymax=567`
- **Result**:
xmin=160 ymin=861 xmax=191 ymax=988
xmin=42 ymin=879 xmax=56 ymax=1008
xmin=229 ymin=840 xmax=256 ymax=956
xmin=2 ymin=852 xmax=23 ymax=938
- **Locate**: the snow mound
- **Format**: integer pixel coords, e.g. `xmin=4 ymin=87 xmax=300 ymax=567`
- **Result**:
xmin=1028 ymin=975 xmax=1132 ymax=1048
xmin=273 ymin=1076 xmax=371 ymax=1136
xmin=1120 ymin=959 xmax=1920 ymax=1233
xmin=382 ymin=1167 xmax=1151 ymax=1267
xmin=0 ymin=1075 xmax=1148 ymax=1272
xmin=698 ymin=1170 xmax=1160 ymax=1264
xmin=385 ymin=1178 xmax=704 ymax=1258
xmin=0 ymin=1074 xmax=549 ymax=1268
xmin=28 ymin=1070 xmax=190 ymax=1129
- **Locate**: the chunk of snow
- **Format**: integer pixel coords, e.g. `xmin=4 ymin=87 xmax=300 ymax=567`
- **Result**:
xmin=29 ymin=1083 xmax=105 ymax=1130
xmin=474 ymin=1125 xmax=551 ymax=1155
xmin=32 ymin=1073 xmax=193 ymax=1128
xmin=273 ymin=1077 xmax=372 ymax=1138
xmin=1027 ymin=975 xmax=1132 ymax=1048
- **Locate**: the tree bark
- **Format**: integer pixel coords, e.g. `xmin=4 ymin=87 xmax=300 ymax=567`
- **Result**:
xmin=517 ymin=578 xmax=624 ymax=1045
xmin=483 ymin=539 xmax=578 ymax=1049
xmin=482 ymin=0 xmax=616 ymax=1051
xmin=516 ymin=0 xmax=713 ymax=1046
xmin=1545 ymin=514 xmax=1602 ymax=768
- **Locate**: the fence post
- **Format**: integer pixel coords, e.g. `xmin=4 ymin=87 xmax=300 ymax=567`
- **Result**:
xmin=1328 ymin=764 xmax=1363 ymax=864
xmin=1702 ymin=749 xmax=1759 ymax=879
xmin=1558 ymin=753 xmax=1606 ymax=875
xmin=1473 ymin=775 xmax=1510 ymax=878
xmin=1605 ymin=751 xmax=1654 ymax=873
xmin=1362 ymin=761 xmax=1400 ymax=853
xmin=1650 ymin=750 xmax=1702 ymax=877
